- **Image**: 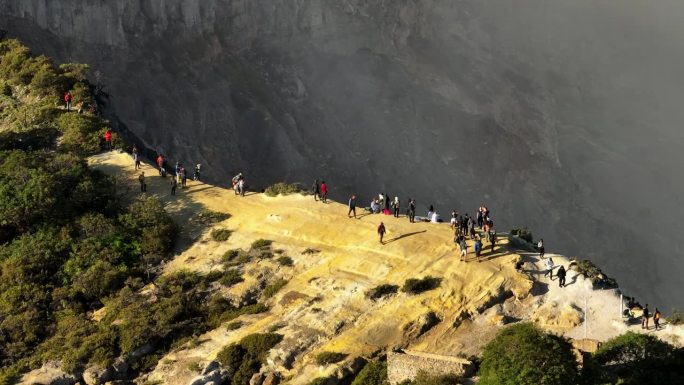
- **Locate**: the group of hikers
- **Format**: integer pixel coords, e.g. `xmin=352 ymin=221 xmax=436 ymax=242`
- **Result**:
xmin=132 ymin=142 xmax=202 ymax=196
xmin=625 ymin=297 xmax=663 ymax=331
xmin=311 ymin=180 xmax=329 ymax=203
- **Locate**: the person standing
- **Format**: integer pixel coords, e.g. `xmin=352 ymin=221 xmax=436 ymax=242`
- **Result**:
xmin=348 ymin=195 xmax=357 ymax=218
xmin=384 ymin=193 xmax=390 ymax=214
xmin=653 ymin=308 xmax=662 ymax=330
xmin=138 ymin=172 xmax=146 ymax=192
xmin=475 ymin=238 xmax=483 ymax=261
xmin=557 ymin=265 xmax=566 ymax=287
xmin=459 ymin=238 xmax=468 ymax=262
xmin=170 ymin=176 xmax=177 ymax=196
xmin=181 ymin=167 xmax=187 ymax=188
xmin=538 ymin=239 xmax=545 ymax=259
xmin=238 ymin=178 xmax=245 ymax=197
xmin=489 ymin=229 xmax=496 ymax=252
xmin=312 ymin=179 xmax=320 ymax=201
xmin=392 ymin=196 xmax=400 ymax=218
xmin=408 ymin=198 xmax=416 ymax=223
xmin=103 ymin=129 xmax=113 ymax=151
xmin=64 ymin=91 xmax=72 ymax=111
xmin=642 ymin=304 xmax=650 ymax=329
xmin=544 ymin=257 xmax=554 ymax=279
xmin=320 ymin=181 xmax=328 ymax=203
xmin=378 ymin=222 xmax=386 ymax=244
xmin=133 ymin=145 xmax=141 ymax=170
xmin=194 ymin=164 xmax=201 ymax=181
xmin=156 ymin=154 xmax=165 ymax=176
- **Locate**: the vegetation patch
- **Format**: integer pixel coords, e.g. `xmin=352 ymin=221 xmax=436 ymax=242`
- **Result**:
xmin=199 ymin=209 xmax=231 ymax=224
xmin=351 ymin=360 xmax=388 ymax=385
xmin=226 ymin=321 xmax=243 ymax=331
xmin=666 ymin=310 xmax=684 ymax=325
xmin=367 ymin=284 xmax=399 ymax=300
xmin=315 ymin=351 xmax=348 ymax=365
xmin=276 ymin=256 xmax=294 ymax=266
xmin=302 ymin=248 xmax=320 ymax=255
xmin=264 ymin=182 xmax=304 ymax=197
xmin=569 ymin=259 xmax=618 ymax=288
xmin=218 ymin=269 xmax=244 ymax=287
xmin=216 ymin=333 xmax=283 ymax=385
xmin=251 ymin=239 xmax=273 ymax=249
xmin=401 ymin=276 xmax=442 ymax=294
xmin=478 ymin=323 xmax=578 ymax=385
xmin=510 ymin=228 xmax=533 ymax=243
xmin=263 ymin=279 xmax=289 ymax=298
xmin=211 ymin=228 xmax=232 ymax=242
xmin=309 ymin=378 xmax=330 ymax=385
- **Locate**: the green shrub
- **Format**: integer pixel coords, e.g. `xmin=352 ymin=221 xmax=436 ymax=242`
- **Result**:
xmin=585 ymin=331 xmax=684 ymax=384
xmin=367 ymin=284 xmax=399 ymax=300
xmin=211 ymin=228 xmax=232 ymax=242
xmin=302 ymin=248 xmax=320 ymax=255
xmin=352 ymin=360 xmax=388 ymax=385
xmin=0 ymin=81 xmax=11 ymax=96
xmin=264 ymin=182 xmax=303 ymax=197
xmin=478 ymin=323 xmax=578 ymax=385
xmin=510 ymin=228 xmax=533 ymax=243
xmin=667 ymin=310 xmax=684 ymax=325
xmin=263 ymin=279 xmax=288 ymax=298
xmin=401 ymin=276 xmax=442 ymax=294
xmin=217 ymin=333 xmax=283 ymax=385
xmin=222 ymin=249 xmax=241 ymax=262
xmin=205 ymin=270 xmax=224 ymax=282
xmin=276 ymin=256 xmax=294 ymax=266
xmin=251 ymin=239 xmax=273 ymax=249
xmin=259 ymin=250 xmax=274 ymax=259
xmin=219 ymin=270 xmax=244 ymax=287
xmin=315 ymin=351 xmax=347 ymax=365
xmin=309 ymin=378 xmax=329 ymax=385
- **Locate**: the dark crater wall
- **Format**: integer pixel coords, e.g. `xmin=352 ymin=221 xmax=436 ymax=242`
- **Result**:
xmin=2 ymin=0 xmax=683 ymax=308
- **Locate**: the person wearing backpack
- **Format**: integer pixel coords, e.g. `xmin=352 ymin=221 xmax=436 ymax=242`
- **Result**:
xmin=103 ymin=129 xmax=113 ymax=151
xmin=654 ymin=308 xmax=662 ymax=330
xmin=138 ymin=172 xmax=146 ymax=192
xmin=64 ymin=91 xmax=72 ymax=111
xmin=557 ymin=265 xmax=566 ymax=287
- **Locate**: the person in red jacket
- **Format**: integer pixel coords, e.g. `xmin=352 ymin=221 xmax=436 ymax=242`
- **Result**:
xmin=320 ymin=180 xmax=328 ymax=203
xmin=103 ymin=129 xmax=113 ymax=151
xmin=156 ymin=154 xmax=166 ymax=176
xmin=64 ymin=91 xmax=72 ymax=111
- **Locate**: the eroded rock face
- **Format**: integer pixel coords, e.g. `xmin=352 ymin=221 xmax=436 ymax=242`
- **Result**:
xmin=2 ymin=0 xmax=684 ymax=311
xmin=17 ymin=361 xmax=80 ymax=385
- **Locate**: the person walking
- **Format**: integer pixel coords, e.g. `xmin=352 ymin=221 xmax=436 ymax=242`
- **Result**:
xmin=557 ymin=265 xmax=566 ymax=287
xmin=64 ymin=91 xmax=72 ymax=111
xmin=538 ymin=239 xmax=545 ymax=259
xmin=459 ymin=238 xmax=468 ymax=262
xmin=392 ymin=196 xmax=400 ymax=218
xmin=348 ymin=195 xmax=357 ymax=218
xmin=170 ymin=176 xmax=177 ymax=196
xmin=133 ymin=145 xmax=141 ymax=170
xmin=544 ymin=257 xmax=554 ymax=279
xmin=138 ymin=172 xmax=146 ymax=192
xmin=103 ymin=129 xmax=113 ymax=151
xmin=654 ymin=308 xmax=662 ymax=330
xmin=489 ymin=229 xmax=496 ymax=252
xmin=642 ymin=304 xmax=650 ymax=329
xmin=320 ymin=181 xmax=328 ymax=203
xmin=312 ymin=179 xmax=321 ymax=201
xmin=408 ymin=199 xmax=416 ymax=223
xmin=378 ymin=222 xmax=386 ymax=244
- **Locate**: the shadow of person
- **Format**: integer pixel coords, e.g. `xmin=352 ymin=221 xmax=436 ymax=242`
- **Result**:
xmin=384 ymin=230 xmax=428 ymax=244
xmin=565 ymin=274 xmax=579 ymax=286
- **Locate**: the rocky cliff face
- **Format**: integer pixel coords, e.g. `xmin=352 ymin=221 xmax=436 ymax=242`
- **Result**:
xmin=2 ymin=0 xmax=684 ymax=308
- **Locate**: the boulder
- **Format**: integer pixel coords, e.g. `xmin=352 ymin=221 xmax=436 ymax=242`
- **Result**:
xmin=17 ymin=361 xmax=80 ymax=385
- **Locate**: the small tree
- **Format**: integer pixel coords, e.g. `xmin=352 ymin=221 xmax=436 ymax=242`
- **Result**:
xmin=478 ymin=323 xmax=578 ymax=385
xmin=351 ymin=360 xmax=388 ymax=385
xmin=585 ymin=332 xmax=684 ymax=384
